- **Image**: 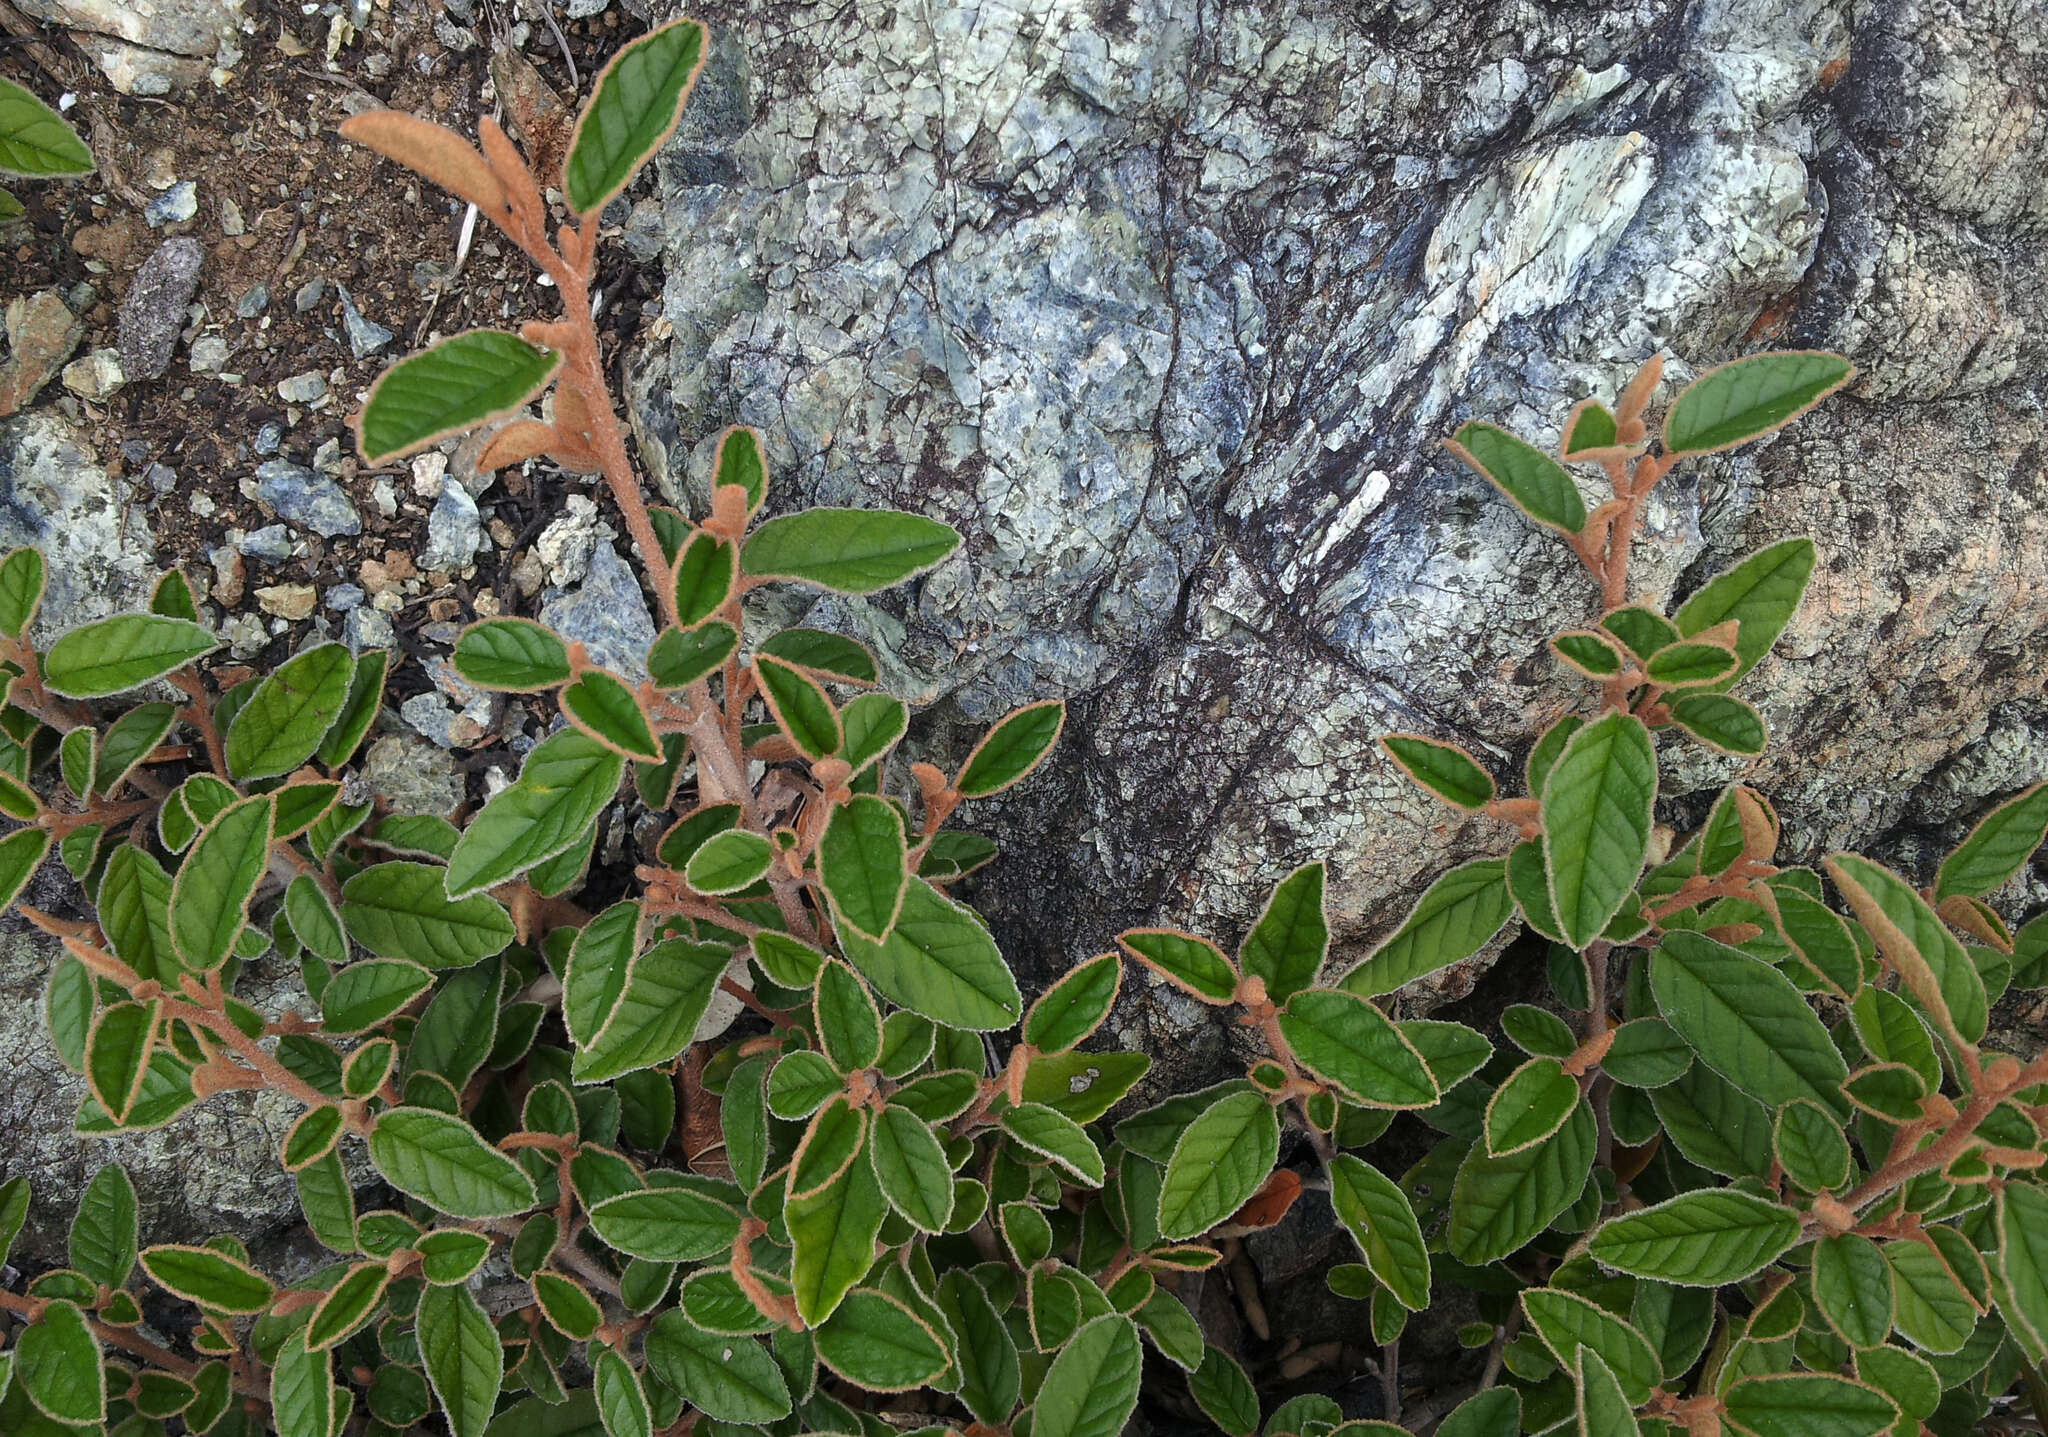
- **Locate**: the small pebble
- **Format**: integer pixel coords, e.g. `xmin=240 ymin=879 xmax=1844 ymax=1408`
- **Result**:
xmin=343 ymin=606 xmax=395 ymax=650
xmin=191 ymin=493 xmax=217 ymax=518
xmin=235 ymin=283 xmax=269 ymax=318
xmin=145 ymin=463 xmax=177 ymax=495
xmin=118 ymin=236 xmax=205 ymax=380
xmin=254 ymin=583 xmax=318 ymax=621
xmin=277 ymin=371 xmax=327 ymax=404
xmin=336 ymin=285 xmax=392 ymax=359
xmin=295 ymin=278 xmax=327 ymax=313
xmin=61 ymin=348 xmax=125 ymax=400
xmin=238 ymin=524 xmax=294 ymax=562
xmin=219 ymin=198 xmax=245 ymax=237
xmin=188 ymin=335 xmax=228 ymax=373
xmin=325 ymin=583 xmax=366 ymax=612
xmin=254 ymin=421 xmax=283 ymax=456
xmin=144 ymin=181 xmax=197 ymax=228
xmin=253 ymin=459 xmax=361 ymax=537
xmin=371 ymin=476 xmax=398 ymax=517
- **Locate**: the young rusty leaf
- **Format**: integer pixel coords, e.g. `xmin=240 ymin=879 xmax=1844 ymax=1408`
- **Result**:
xmin=1542 ymin=711 xmax=1656 ymax=949
xmin=1552 ymin=630 xmax=1625 ymax=678
xmin=1446 ymin=421 xmax=1587 ymax=534
xmin=563 ymin=17 xmax=707 ymax=215
xmin=1663 ymin=352 xmax=1854 ymax=457
xmin=357 ymin=330 xmax=562 ymax=466
xmin=1826 ymin=851 xmax=1988 ymax=1048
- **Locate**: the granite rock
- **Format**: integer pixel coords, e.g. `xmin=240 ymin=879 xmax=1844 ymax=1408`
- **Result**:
xmin=117 ymin=236 xmax=204 ymax=381
xmin=626 ymin=0 xmax=2048 ymax=1083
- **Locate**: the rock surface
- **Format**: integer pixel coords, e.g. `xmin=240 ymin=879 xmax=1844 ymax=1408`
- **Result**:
xmin=628 ymin=0 xmax=2048 ymax=1061
xmin=0 ymin=413 xmax=156 ymax=640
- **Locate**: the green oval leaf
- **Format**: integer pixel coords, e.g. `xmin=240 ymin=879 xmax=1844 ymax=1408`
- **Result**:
xmin=1035 ymin=1315 xmax=1142 ymax=1437
xmin=1588 ymin=1189 xmax=1800 ymax=1287
xmin=643 ymin=1308 xmax=791 ymax=1423
xmin=367 ymin=1107 xmax=536 ymax=1218
xmin=1663 ymin=352 xmax=1854 ymax=456
xmin=1935 ymin=782 xmax=2048 ymax=901
xmin=169 ymin=795 xmax=273 ymax=972
xmin=956 ymin=699 xmax=1065 ymax=797
xmin=341 ymin=860 xmax=514 ymax=967
xmin=1447 ymin=1098 xmax=1595 ymax=1264
xmin=563 ymin=18 xmax=707 ymax=215
xmin=560 ymin=668 xmax=662 ymax=761
xmin=1447 ymin=420 xmax=1587 ymax=533
xmin=225 ymin=642 xmax=354 ymax=780
xmin=14 ymin=1298 xmax=104 ymax=1424
xmin=416 ymin=1282 xmax=502 ymax=1437
xmin=453 ymin=619 xmax=571 ymax=690
xmin=815 ymin=1288 xmax=949 ymax=1391
xmin=1328 ymin=1153 xmax=1430 ymax=1311
xmin=833 ymin=876 xmax=1022 ymax=1030
xmin=1719 ymin=1373 xmax=1897 ymax=1437
xmin=753 ymin=654 xmax=840 ymax=759
xmin=647 ymin=619 xmax=739 ymax=688
xmin=1158 ymin=1090 xmax=1280 ymax=1241
xmin=818 ymin=794 xmax=908 ymax=943
xmin=671 ymin=531 xmax=735 ymax=628
xmin=357 ymin=330 xmax=562 ymax=465
xmin=685 ymin=828 xmax=772 ymax=895
xmin=587 ymin=1185 xmax=742 ymax=1263
xmin=1650 ymin=932 xmax=1848 ymax=1114
xmin=1382 ymin=733 xmax=1495 ymax=811
xmin=1542 ymin=711 xmax=1656 ymax=948
xmin=741 ymin=507 xmax=961 ymax=595
xmin=1672 ymin=536 xmax=1816 ymax=687
xmin=0 ymin=78 xmax=93 ymax=177
xmin=446 ymin=729 xmax=624 ymax=897
xmin=1278 ymin=988 xmax=1438 ymax=1109
xmin=1484 ymin=1056 xmax=1580 ymax=1156
xmin=140 ymin=1244 xmax=275 ymax=1313
xmin=42 ymin=614 xmax=217 ymax=698
xmin=1023 ymin=951 xmax=1122 ymax=1054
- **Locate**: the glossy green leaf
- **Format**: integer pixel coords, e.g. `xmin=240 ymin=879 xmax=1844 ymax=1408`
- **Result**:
xmin=1446 ymin=1097 xmax=1594 ymax=1263
xmin=1663 ymin=352 xmax=1854 ymax=456
xmin=757 ymin=627 xmax=876 ymax=684
xmin=587 ymin=1185 xmax=741 ymax=1262
xmin=1812 ymin=1234 xmax=1895 ymax=1349
xmin=647 ymin=620 xmax=738 ymax=687
xmin=1024 ymin=952 xmax=1122 ymax=1053
xmin=1189 ymin=1344 xmax=1259 ymax=1437
xmin=1521 ymin=1287 xmax=1660 ymax=1405
xmin=1118 ymin=927 xmax=1238 ymax=1003
xmin=1673 ymin=537 xmax=1816 ymax=686
xmin=560 ymin=669 xmax=662 ymax=761
xmin=754 ymin=654 xmax=839 ymax=758
xmin=956 ymin=699 xmax=1065 ymax=797
xmin=1542 ymin=711 xmax=1656 ymax=948
xmin=453 ymin=619 xmax=571 ymax=690
xmin=169 ymin=795 xmax=272 ymax=971
xmin=1033 ymin=1315 xmax=1142 ymax=1437
xmin=815 ymin=1288 xmax=949 ymax=1390
xmin=1935 ymin=783 xmax=2048 ymax=900
xmin=417 ymin=1282 xmax=502 ymax=1437
xmin=1669 ymin=693 xmax=1766 ymax=755
xmin=140 ymin=1243 xmax=274 ymax=1312
xmin=1328 ymin=1154 xmax=1430 ymax=1310
xmin=1238 ymin=861 xmax=1327 ymax=1003
xmin=1447 ymin=420 xmax=1587 ymax=533
xmin=1484 ymin=1056 xmax=1580 ymax=1155
xmin=1338 ymin=859 xmax=1514 ymax=998
xmin=1719 ymin=1373 xmax=1896 ymax=1437
xmin=742 ymin=507 xmax=961 ymax=595
xmin=670 ymin=530 xmax=735 ymax=628
xmin=563 ymin=17 xmax=707 ymax=214
xmin=573 ymin=937 xmax=731 ymax=1082
xmin=359 ymin=330 xmax=561 ymax=464
xmin=15 ymin=1299 xmax=103 ymax=1424
xmin=835 ymin=876 xmax=1021 ymax=1029
xmin=787 ymin=1153 xmax=888 ymax=1325
xmin=42 ymin=614 xmax=217 ymax=698
xmin=1382 ymin=733 xmax=1494 ymax=810
xmin=68 ymin=1162 xmax=136 ymax=1288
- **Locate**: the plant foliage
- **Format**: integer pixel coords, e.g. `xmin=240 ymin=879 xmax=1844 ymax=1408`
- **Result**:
xmin=0 ymin=22 xmax=2042 ymax=1437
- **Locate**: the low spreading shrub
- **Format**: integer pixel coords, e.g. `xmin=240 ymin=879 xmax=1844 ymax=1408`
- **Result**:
xmin=0 ymin=16 xmax=2044 ymax=1437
